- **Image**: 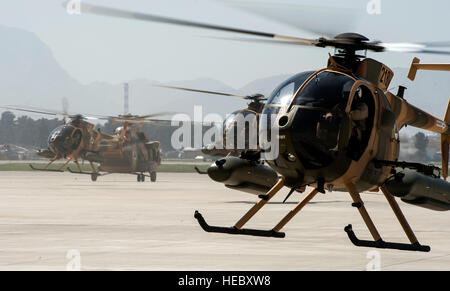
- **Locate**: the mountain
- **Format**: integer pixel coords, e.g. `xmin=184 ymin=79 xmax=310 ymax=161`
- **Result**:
xmin=0 ymin=26 xmax=80 ymax=107
xmin=0 ymin=26 xmax=246 ymax=118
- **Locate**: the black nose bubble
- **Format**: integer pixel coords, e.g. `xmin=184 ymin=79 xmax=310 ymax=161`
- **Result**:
xmin=215 ymin=159 xmax=226 ymax=168
xmin=207 ymin=160 xmax=231 ymax=182
xmin=278 ymin=115 xmax=289 ymax=127
xmin=49 ymin=135 xmax=69 ymax=155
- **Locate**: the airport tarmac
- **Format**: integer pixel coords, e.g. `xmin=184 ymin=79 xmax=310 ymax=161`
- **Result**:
xmin=0 ymin=172 xmax=449 ymax=271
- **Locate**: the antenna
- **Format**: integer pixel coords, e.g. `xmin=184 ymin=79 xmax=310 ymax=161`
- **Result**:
xmin=124 ymin=83 xmax=129 ymax=115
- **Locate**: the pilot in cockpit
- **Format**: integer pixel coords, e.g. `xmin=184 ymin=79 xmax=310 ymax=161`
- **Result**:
xmin=350 ymin=88 xmax=369 ymax=142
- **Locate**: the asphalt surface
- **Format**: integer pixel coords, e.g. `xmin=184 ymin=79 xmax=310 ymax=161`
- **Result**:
xmin=0 ymin=172 xmax=449 ymax=270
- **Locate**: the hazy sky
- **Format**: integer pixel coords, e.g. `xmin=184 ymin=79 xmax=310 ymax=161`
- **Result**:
xmin=1 ymin=0 xmax=450 ymax=88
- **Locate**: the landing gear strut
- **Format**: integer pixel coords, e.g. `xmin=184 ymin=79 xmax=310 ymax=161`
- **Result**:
xmin=150 ymin=171 xmax=157 ymax=182
xmin=194 ymin=178 xmax=431 ymax=252
xmin=137 ymin=173 xmax=146 ymax=182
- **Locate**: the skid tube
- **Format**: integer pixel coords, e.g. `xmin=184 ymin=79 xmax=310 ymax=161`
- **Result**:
xmin=67 ymin=168 xmax=110 ymax=177
xmin=344 ymin=225 xmax=430 ymax=252
xmin=194 ymin=177 xmax=321 ymax=238
xmin=67 ymin=167 xmax=96 ymax=175
xmin=344 ymin=183 xmax=431 ymax=252
xmin=194 ymin=211 xmax=285 ymax=238
xmin=29 ymin=164 xmax=64 ymax=172
xmin=194 ymin=166 xmax=207 ymax=175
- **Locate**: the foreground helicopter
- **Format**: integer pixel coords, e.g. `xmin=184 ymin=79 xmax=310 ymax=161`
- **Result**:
xmin=79 ymin=2 xmax=450 ymax=251
xmin=0 ymin=106 xmax=167 ymax=182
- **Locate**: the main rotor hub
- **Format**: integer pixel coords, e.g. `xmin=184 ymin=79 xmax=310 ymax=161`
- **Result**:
xmin=317 ymin=33 xmax=385 ymax=54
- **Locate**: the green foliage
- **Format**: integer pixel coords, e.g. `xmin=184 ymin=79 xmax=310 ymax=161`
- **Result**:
xmin=0 ymin=111 xmax=63 ymax=148
xmin=414 ymin=132 xmax=429 ymax=153
xmin=0 ymin=112 xmax=216 ymax=153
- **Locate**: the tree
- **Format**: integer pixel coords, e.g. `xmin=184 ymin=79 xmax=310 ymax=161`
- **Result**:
xmin=414 ymin=132 xmax=429 ymax=152
xmin=0 ymin=111 xmax=16 ymax=144
xmin=414 ymin=132 xmax=429 ymax=161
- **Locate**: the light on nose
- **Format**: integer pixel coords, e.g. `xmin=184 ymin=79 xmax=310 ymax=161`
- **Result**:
xmin=278 ymin=115 xmax=289 ymax=127
xmin=287 ymin=153 xmax=296 ymax=162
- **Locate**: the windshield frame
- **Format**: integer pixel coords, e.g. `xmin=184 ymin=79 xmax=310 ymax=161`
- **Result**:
xmin=288 ymin=69 xmax=357 ymax=111
xmin=264 ymin=71 xmax=316 ymax=109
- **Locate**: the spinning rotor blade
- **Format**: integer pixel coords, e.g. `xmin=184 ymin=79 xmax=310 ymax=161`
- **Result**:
xmin=157 ymin=85 xmax=251 ymax=99
xmin=126 ymin=112 xmax=177 ymax=119
xmin=222 ymin=1 xmax=450 ymax=55
xmin=111 ymin=112 xmax=177 ymax=125
xmin=0 ymin=105 xmax=106 ymax=121
xmin=206 ymin=36 xmax=312 ymax=47
xmin=210 ymin=36 xmax=450 ymax=55
xmin=219 ymin=0 xmax=361 ymax=38
xmin=0 ymin=106 xmax=68 ymax=117
xmin=420 ymin=41 xmax=450 ymax=48
xmin=113 ymin=118 xmax=172 ymax=125
xmin=74 ymin=2 xmax=318 ymax=46
xmin=379 ymin=42 xmax=450 ymax=55
xmin=115 ymin=118 xmax=218 ymax=127
xmin=74 ymin=2 xmax=450 ymax=55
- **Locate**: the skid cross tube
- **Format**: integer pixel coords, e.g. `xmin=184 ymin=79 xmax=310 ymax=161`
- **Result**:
xmin=273 ymin=189 xmax=319 ymax=232
xmin=346 ymin=182 xmax=381 ymax=241
xmin=380 ymin=186 xmax=418 ymax=244
xmin=344 ymin=182 xmax=430 ymax=252
xmin=234 ymin=177 xmax=285 ymax=229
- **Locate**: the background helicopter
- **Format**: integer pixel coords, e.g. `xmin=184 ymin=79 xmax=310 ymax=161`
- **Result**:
xmin=0 ymin=106 xmax=170 ymax=182
xmin=79 ymin=2 xmax=450 ymax=252
xmin=158 ymin=85 xmax=265 ymax=160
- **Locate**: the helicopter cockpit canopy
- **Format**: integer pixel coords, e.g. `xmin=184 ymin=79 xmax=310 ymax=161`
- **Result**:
xmin=260 ymin=70 xmax=356 ymax=169
xmin=47 ymin=125 xmax=82 ymax=156
xmin=48 ymin=125 xmax=64 ymax=144
xmin=290 ymin=71 xmax=355 ymax=169
xmin=259 ymin=71 xmax=315 ymax=134
xmin=291 ymin=71 xmax=355 ymax=108
xmin=223 ymin=109 xmax=259 ymax=151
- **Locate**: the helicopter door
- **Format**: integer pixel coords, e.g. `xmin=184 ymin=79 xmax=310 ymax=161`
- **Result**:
xmin=346 ymin=83 xmax=376 ymax=161
xmin=72 ymin=129 xmax=82 ymax=150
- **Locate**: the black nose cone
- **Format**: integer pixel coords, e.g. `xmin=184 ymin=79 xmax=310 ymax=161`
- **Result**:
xmin=49 ymin=134 xmax=70 ymax=155
xmin=207 ymin=159 xmax=233 ymax=182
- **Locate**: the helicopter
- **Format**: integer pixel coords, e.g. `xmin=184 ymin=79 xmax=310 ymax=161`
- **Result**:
xmin=0 ymin=106 xmax=169 ymax=182
xmin=78 ymin=2 xmax=450 ymax=252
xmin=158 ymin=85 xmax=265 ymax=160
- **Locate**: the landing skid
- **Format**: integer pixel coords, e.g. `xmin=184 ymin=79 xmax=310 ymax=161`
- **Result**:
xmin=29 ymin=164 xmax=64 ymax=172
xmin=194 ymin=178 xmax=432 ymax=252
xmin=194 ymin=167 xmax=207 ymax=175
xmin=67 ymin=167 xmax=104 ymax=175
xmin=344 ymin=225 xmax=430 ymax=252
xmin=67 ymin=167 xmax=109 ymax=182
xmin=194 ymin=211 xmax=285 ymax=238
